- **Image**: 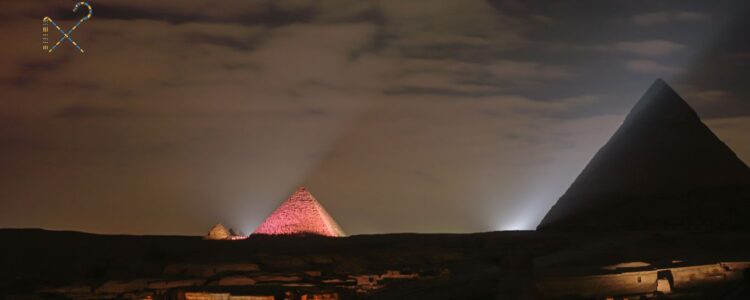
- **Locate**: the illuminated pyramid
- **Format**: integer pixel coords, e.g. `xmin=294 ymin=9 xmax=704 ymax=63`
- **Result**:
xmin=253 ymin=187 xmax=345 ymax=237
xmin=205 ymin=223 xmax=230 ymax=240
xmin=538 ymin=79 xmax=750 ymax=231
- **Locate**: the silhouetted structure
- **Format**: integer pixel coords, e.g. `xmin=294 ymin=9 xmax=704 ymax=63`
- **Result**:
xmin=538 ymin=79 xmax=750 ymax=231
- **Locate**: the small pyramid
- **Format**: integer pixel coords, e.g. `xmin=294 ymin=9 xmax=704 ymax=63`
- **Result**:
xmin=253 ymin=187 xmax=345 ymax=237
xmin=205 ymin=223 xmax=231 ymax=240
xmin=538 ymin=79 xmax=750 ymax=231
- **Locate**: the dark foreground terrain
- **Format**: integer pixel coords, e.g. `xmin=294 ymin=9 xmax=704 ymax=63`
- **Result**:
xmin=1 ymin=229 xmax=749 ymax=299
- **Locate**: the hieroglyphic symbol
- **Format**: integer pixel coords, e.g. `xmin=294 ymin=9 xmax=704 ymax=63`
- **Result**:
xmin=43 ymin=2 xmax=93 ymax=53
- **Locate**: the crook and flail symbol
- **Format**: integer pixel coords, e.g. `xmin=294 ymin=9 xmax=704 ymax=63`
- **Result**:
xmin=42 ymin=2 xmax=93 ymax=53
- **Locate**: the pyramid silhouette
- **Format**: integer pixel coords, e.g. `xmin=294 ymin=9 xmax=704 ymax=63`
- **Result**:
xmin=253 ymin=187 xmax=345 ymax=236
xmin=538 ymin=79 xmax=750 ymax=231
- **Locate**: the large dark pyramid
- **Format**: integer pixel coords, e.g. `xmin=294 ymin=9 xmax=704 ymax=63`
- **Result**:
xmin=538 ymin=79 xmax=750 ymax=231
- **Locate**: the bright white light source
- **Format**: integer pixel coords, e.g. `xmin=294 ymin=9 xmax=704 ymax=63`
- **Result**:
xmin=495 ymin=206 xmax=538 ymax=231
xmin=499 ymin=218 xmax=534 ymax=231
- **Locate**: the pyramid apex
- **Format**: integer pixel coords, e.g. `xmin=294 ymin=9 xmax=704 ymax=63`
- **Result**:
xmin=653 ymin=78 xmax=667 ymax=85
xmin=210 ymin=223 xmax=227 ymax=230
xmin=644 ymin=78 xmax=674 ymax=95
xmin=623 ymin=77 xmax=695 ymax=128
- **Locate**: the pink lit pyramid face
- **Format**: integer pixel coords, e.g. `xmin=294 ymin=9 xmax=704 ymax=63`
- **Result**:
xmin=253 ymin=187 xmax=345 ymax=237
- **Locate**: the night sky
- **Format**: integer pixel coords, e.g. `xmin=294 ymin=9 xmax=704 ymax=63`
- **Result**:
xmin=1 ymin=0 xmax=748 ymax=235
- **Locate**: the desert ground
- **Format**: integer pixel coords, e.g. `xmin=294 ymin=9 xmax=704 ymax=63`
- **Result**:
xmin=2 ymin=228 xmax=749 ymax=299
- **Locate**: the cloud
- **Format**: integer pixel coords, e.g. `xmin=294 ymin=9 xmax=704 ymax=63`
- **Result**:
xmin=380 ymin=0 xmax=529 ymax=62
xmin=474 ymin=94 xmax=599 ymax=120
xmin=383 ymin=57 xmax=573 ymax=97
xmin=633 ymin=11 xmax=707 ymax=27
xmin=676 ymin=3 xmax=750 ymax=119
xmin=75 ymin=1 xmax=312 ymax=25
xmin=678 ymin=87 xmax=749 ymax=119
xmin=684 ymin=90 xmax=730 ymax=103
xmin=55 ymin=105 xmax=133 ymax=119
xmin=615 ymin=40 xmax=685 ymax=56
xmin=487 ymin=60 xmax=572 ymax=81
xmin=625 ymin=59 xmax=679 ymax=74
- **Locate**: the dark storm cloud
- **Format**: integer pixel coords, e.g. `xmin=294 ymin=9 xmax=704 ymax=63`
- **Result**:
xmin=384 ymin=86 xmax=502 ymax=98
xmin=21 ymin=60 xmax=68 ymax=73
xmin=396 ymin=44 xmax=497 ymax=62
xmin=677 ymin=2 xmax=750 ymax=118
xmin=0 ymin=137 xmax=53 ymax=151
xmin=632 ymin=11 xmax=708 ymax=27
xmin=62 ymin=0 xmax=385 ymax=27
xmin=90 ymin=2 xmax=314 ymax=26
xmin=186 ymin=32 xmax=262 ymax=51
xmin=1 ymin=0 xmax=749 ymax=235
xmin=1 ymin=58 xmax=69 ymax=87
xmin=55 ymin=105 xmax=133 ymax=119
